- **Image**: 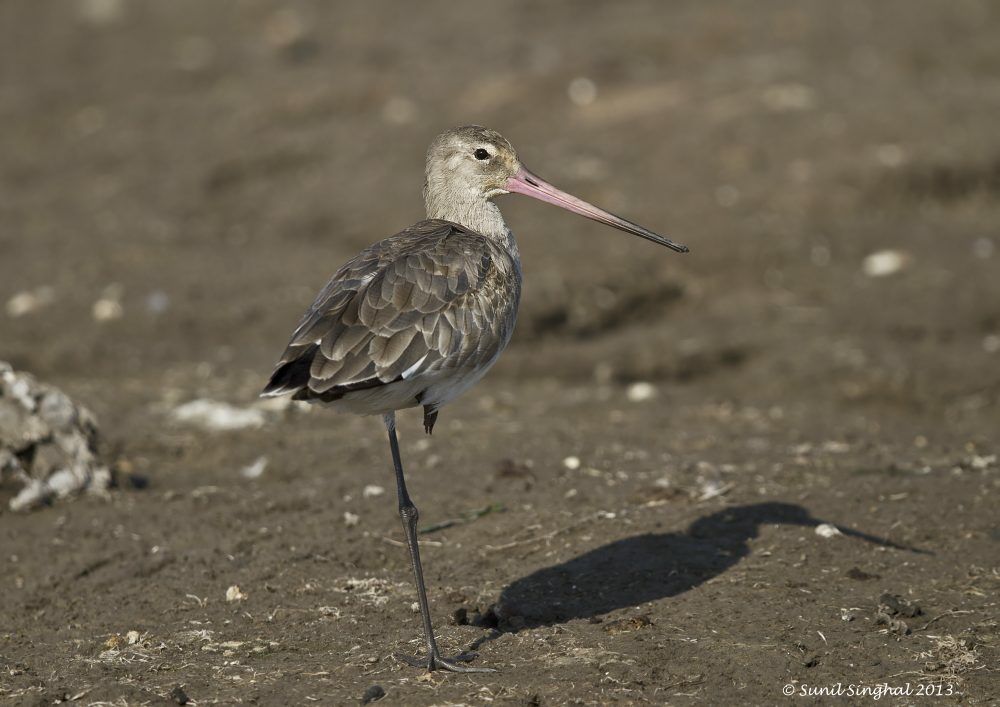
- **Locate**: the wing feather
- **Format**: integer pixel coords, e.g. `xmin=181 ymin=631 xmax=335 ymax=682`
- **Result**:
xmin=261 ymin=219 xmax=518 ymax=405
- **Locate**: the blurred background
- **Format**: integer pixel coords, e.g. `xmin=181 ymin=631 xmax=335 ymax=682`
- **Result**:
xmin=1 ymin=1 xmax=998 ymax=703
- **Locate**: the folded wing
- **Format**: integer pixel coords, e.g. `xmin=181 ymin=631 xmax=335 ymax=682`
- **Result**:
xmin=262 ymin=220 xmax=514 ymax=404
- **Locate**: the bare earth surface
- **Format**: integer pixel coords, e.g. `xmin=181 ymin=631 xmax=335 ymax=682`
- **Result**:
xmin=1 ymin=1 xmax=998 ymax=704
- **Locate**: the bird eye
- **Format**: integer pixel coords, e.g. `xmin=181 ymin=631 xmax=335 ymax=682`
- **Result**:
xmin=474 ymin=148 xmax=491 ymax=160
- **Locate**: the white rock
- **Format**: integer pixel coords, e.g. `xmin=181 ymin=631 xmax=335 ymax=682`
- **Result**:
xmin=626 ymin=381 xmax=657 ymax=402
xmin=5 ymin=287 xmax=55 ymax=318
xmin=567 ymin=77 xmax=597 ymax=106
xmin=172 ymin=399 xmax=265 ymax=431
xmin=225 ymin=585 xmax=247 ymax=602
xmin=92 ymin=297 xmax=123 ymax=321
xmin=362 ymin=484 xmax=385 ymax=499
xmin=862 ymin=250 xmax=910 ymax=277
xmin=562 ymin=456 xmax=581 ymax=470
xmin=815 ymin=523 xmax=843 ymax=538
xmin=240 ymin=456 xmax=268 ymax=479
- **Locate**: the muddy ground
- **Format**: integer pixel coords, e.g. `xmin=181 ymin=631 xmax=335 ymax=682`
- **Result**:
xmin=1 ymin=1 xmax=999 ymax=704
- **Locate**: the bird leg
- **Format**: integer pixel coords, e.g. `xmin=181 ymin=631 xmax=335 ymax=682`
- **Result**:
xmin=382 ymin=412 xmax=494 ymax=673
xmin=422 ymin=405 xmax=438 ymax=435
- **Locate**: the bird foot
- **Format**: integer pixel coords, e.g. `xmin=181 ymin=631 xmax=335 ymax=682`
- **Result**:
xmin=395 ymin=650 xmax=495 ymax=673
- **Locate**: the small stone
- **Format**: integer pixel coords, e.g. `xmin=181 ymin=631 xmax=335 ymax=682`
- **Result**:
xmin=240 ymin=456 xmax=267 ymax=479
xmin=225 ymin=585 xmax=247 ymax=602
xmin=567 ymin=77 xmax=597 ymax=106
xmin=343 ymin=511 xmax=360 ymax=527
xmin=815 ymin=523 xmax=842 ymax=538
xmin=360 ymin=685 xmax=386 ymax=704
xmin=171 ymin=399 xmax=265 ymax=431
xmin=169 ymin=685 xmax=189 ymax=705
xmin=562 ymin=456 xmax=581 ymax=470
xmin=362 ymin=484 xmax=385 ymax=499
xmin=878 ymin=592 xmax=922 ymax=618
xmin=845 ymin=567 xmax=879 ymax=581
xmin=862 ymin=250 xmax=910 ymax=277
xmin=626 ymin=381 xmax=657 ymax=402
xmin=5 ymin=287 xmax=56 ymax=318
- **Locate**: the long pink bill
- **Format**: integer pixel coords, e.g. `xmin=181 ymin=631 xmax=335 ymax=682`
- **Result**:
xmin=505 ymin=167 xmax=689 ymax=253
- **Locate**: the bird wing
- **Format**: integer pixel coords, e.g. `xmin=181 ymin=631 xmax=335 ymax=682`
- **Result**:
xmin=262 ymin=219 xmax=515 ymax=403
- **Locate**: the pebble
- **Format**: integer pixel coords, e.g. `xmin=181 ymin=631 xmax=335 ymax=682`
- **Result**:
xmin=362 ymin=484 xmax=385 ymax=499
xmin=562 ymin=456 xmax=581 ymax=470
xmin=5 ymin=287 xmax=55 ymax=318
xmin=626 ymin=381 xmax=657 ymax=402
xmin=240 ymin=456 xmax=268 ymax=479
xmin=567 ymin=77 xmax=597 ymax=106
xmin=225 ymin=585 xmax=247 ymax=602
xmin=171 ymin=399 xmax=266 ymax=431
xmin=361 ymin=685 xmax=386 ymax=704
xmin=169 ymin=685 xmax=190 ymax=705
xmin=815 ymin=523 xmax=843 ymax=538
xmin=862 ymin=250 xmax=910 ymax=277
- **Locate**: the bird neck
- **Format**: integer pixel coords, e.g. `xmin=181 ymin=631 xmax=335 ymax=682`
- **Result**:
xmin=424 ymin=190 xmax=520 ymax=262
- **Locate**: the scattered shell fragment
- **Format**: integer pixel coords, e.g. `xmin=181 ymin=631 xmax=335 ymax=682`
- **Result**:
xmin=362 ymin=484 xmax=385 ymax=499
xmin=125 ymin=630 xmax=141 ymax=645
xmin=626 ymin=381 xmax=657 ymax=402
xmin=567 ymin=77 xmax=597 ymax=106
xmin=92 ymin=283 xmax=125 ymax=322
xmin=2 ymin=361 xmax=112 ymax=511
xmin=225 ymin=585 xmax=247 ymax=602
xmin=562 ymin=456 xmax=581 ymax=471
xmin=862 ymin=250 xmax=910 ymax=277
xmin=344 ymin=511 xmax=360 ymax=527
xmin=92 ymin=298 xmax=123 ymax=321
xmin=815 ymin=523 xmax=843 ymax=538
xmin=171 ymin=399 xmax=266 ymax=431
xmin=240 ymin=456 xmax=268 ymax=479
xmin=5 ymin=287 xmax=55 ymax=318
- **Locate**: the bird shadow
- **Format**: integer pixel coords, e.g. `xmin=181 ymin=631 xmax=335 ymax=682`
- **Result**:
xmin=468 ymin=501 xmax=928 ymax=638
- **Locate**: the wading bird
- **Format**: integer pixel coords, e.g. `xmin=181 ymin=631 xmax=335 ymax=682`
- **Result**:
xmin=262 ymin=126 xmax=688 ymax=672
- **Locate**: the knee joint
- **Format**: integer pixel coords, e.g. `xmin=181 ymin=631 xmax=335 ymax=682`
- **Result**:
xmin=399 ymin=504 xmax=419 ymax=523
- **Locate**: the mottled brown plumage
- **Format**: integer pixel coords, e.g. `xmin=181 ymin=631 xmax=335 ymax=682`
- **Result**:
xmin=261 ymin=125 xmax=686 ymax=673
xmin=263 ymin=220 xmax=519 ymax=418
